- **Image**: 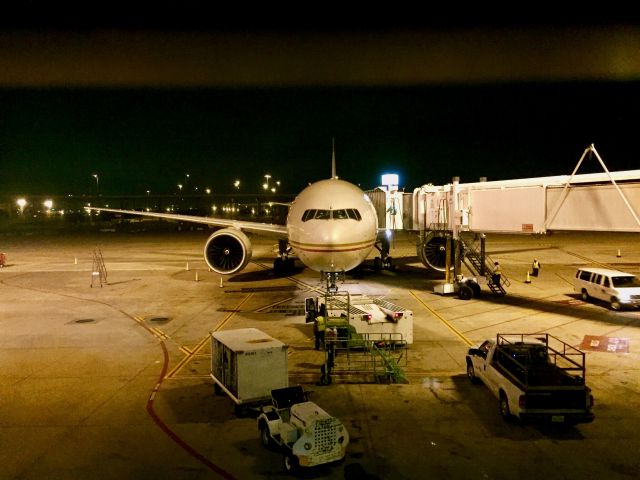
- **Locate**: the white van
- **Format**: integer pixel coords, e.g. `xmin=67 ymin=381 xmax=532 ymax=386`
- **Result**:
xmin=574 ymin=267 xmax=640 ymax=310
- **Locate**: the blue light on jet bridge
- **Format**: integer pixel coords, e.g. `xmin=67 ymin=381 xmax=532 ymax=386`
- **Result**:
xmin=381 ymin=173 xmax=399 ymax=189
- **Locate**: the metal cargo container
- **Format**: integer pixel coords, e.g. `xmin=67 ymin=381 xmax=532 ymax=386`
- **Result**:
xmin=210 ymin=328 xmax=288 ymax=413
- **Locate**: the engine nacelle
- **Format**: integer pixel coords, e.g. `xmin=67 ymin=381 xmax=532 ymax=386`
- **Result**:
xmin=204 ymin=228 xmax=252 ymax=274
xmin=417 ymin=232 xmax=449 ymax=273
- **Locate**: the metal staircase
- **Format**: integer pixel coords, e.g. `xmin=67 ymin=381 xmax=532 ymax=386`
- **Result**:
xmin=91 ymin=248 xmax=108 ymax=287
xmin=460 ymin=234 xmax=509 ymax=296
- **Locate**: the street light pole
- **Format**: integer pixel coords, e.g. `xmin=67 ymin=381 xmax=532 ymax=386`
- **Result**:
xmin=92 ymin=174 xmax=99 ymax=195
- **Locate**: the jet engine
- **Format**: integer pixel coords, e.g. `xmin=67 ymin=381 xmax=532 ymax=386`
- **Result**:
xmin=417 ymin=232 xmax=448 ymax=272
xmin=204 ymin=228 xmax=252 ymax=274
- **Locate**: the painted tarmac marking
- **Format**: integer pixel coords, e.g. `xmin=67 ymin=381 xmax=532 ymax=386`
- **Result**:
xmin=410 ymin=290 xmax=474 ymax=347
xmin=0 ymin=281 xmax=236 ymax=479
xmin=254 ymin=296 xmax=296 ymax=312
xmin=165 ymin=294 xmax=253 ymax=379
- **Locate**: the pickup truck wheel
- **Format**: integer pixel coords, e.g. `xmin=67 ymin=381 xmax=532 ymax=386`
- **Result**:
xmin=466 ymin=363 xmax=480 ymax=384
xmin=284 ymin=453 xmax=299 ymax=473
xmin=499 ymin=393 xmax=511 ymax=420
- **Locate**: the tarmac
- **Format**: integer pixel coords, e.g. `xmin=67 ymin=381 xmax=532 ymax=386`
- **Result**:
xmin=1 ymin=228 xmax=639 ymax=480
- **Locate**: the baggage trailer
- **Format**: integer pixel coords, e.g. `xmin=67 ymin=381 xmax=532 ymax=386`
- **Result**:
xmin=210 ymin=328 xmax=289 ymax=416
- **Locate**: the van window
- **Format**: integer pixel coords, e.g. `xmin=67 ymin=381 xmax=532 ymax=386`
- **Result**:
xmin=603 ymin=277 xmax=610 ymax=288
xmin=594 ymin=274 xmax=602 ymax=285
xmin=612 ymin=275 xmax=640 ymax=288
xmin=578 ymin=270 xmax=592 ymax=281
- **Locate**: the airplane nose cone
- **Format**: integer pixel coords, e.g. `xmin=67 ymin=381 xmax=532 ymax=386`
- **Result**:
xmin=293 ymin=223 xmax=375 ymax=273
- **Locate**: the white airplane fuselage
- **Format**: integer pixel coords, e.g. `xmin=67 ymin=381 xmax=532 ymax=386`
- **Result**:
xmin=286 ymin=178 xmax=378 ymax=273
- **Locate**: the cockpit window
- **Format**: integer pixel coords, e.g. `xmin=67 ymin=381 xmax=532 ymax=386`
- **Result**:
xmin=347 ymin=209 xmax=362 ymax=220
xmin=301 ymin=208 xmax=363 ymax=221
xmin=333 ymin=209 xmax=349 ymax=219
xmin=302 ymin=209 xmax=317 ymax=222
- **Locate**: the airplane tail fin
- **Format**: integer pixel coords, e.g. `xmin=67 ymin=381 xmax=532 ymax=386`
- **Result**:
xmin=331 ymin=138 xmax=336 ymax=179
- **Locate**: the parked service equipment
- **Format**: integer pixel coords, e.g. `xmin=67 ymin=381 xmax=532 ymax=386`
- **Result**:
xmin=466 ymin=333 xmax=594 ymax=424
xmin=305 ymin=291 xmax=413 ymax=346
xmin=210 ymin=328 xmax=288 ymax=416
xmin=257 ymin=385 xmax=349 ymax=473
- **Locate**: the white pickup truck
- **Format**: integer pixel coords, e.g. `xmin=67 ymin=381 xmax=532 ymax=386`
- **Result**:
xmin=466 ymin=334 xmax=595 ymax=424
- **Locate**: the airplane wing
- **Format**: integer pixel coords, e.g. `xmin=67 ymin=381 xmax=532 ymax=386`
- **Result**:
xmin=85 ymin=207 xmax=289 ymax=239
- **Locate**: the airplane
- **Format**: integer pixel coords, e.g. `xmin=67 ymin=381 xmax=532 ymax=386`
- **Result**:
xmin=85 ymin=150 xmax=395 ymax=291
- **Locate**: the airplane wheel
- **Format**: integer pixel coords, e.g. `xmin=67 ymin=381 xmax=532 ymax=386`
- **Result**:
xmin=385 ymin=256 xmax=395 ymax=270
xmin=373 ymin=257 xmax=382 ymax=271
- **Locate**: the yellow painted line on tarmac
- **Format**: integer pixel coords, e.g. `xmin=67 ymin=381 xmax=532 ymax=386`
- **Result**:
xmin=166 ymin=294 xmax=253 ymax=379
xmin=255 ymin=296 xmax=295 ymax=313
xmin=410 ymin=290 xmax=474 ymax=347
xmin=151 ymin=327 xmax=170 ymax=340
xmin=179 ymin=346 xmax=192 ymax=355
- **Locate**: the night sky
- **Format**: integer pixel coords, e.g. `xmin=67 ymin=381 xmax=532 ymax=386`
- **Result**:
xmin=1 ymin=83 xmax=640 ymax=196
xmin=2 ymin=10 xmax=640 ymax=196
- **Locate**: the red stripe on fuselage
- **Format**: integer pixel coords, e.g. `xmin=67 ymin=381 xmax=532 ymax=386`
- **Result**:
xmin=289 ymin=241 xmax=376 ymax=253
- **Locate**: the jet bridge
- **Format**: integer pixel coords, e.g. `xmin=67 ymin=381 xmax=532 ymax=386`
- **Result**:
xmin=405 ymin=145 xmax=640 ymax=297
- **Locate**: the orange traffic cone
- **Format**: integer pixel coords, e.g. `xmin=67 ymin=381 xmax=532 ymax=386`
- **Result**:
xmin=525 ymin=271 xmax=531 ymax=284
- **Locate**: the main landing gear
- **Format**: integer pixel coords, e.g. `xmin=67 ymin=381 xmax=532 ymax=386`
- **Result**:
xmin=273 ymin=239 xmax=295 ymax=275
xmin=373 ymin=235 xmax=394 ymax=271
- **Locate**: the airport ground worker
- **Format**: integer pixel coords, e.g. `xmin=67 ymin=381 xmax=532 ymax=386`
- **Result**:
xmin=532 ymin=258 xmax=541 ymax=277
xmin=492 ymin=261 xmax=502 ymax=286
xmin=314 ymin=315 xmax=326 ymax=350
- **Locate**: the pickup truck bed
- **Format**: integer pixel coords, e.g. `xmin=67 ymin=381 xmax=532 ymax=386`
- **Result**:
xmin=466 ymin=334 xmax=595 ymax=424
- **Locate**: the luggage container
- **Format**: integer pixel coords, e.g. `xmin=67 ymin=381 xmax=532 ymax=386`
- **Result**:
xmin=210 ymin=328 xmax=288 ymax=415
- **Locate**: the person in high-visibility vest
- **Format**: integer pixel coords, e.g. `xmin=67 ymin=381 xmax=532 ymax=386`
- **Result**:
xmin=314 ymin=316 xmax=325 ymax=350
xmin=492 ymin=262 xmax=502 ymax=286
xmin=532 ymin=258 xmax=541 ymax=277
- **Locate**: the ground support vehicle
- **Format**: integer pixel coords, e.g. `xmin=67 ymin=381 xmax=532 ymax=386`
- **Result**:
xmin=257 ymin=386 xmax=349 ymax=473
xmin=306 ymin=292 xmax=409 ymax=384
xmin=466 ymin=333 xmax=595 ymax=424
xmin=210 ymin=328 xmax=288 ymax=416
xmin=574 ymin=267 xmax=640 ymax=310
xmin=305 ymin=291 xmax=413 ymax=346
